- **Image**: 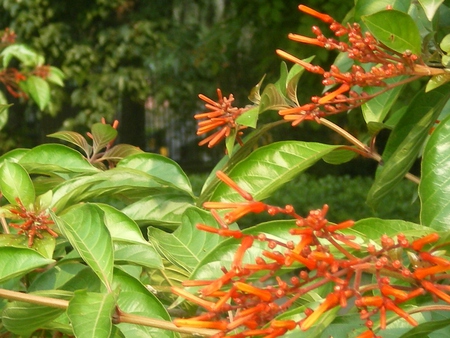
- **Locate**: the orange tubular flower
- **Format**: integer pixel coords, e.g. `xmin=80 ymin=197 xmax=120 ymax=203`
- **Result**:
xmin=411 ymin=233 xmax=440 ymax=251
xmin=195 ymin=89 xmax=248 ymax=148
xmin=298 ymin=4 xmax=335 ymax=24
xmin=421 ymin=280 xmax=450 ymax=303
xmin=234 ymin=282 xmax=273 ymax=302
xmin=301 ymin=293 xmax=340 ymax=330
xmin=171 ymin=287 xmax=216 ymax=311
xmin=173 ymin=318 xmax=228 ymax=330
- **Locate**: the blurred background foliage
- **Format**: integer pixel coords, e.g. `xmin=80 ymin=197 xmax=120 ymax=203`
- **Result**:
xmin=0 ymin=0 xmax=353 ymax=169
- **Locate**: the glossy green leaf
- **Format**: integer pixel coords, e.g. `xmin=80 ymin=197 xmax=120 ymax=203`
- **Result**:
xmin=26 ymin=75 xmax=50 ymax=110
xmin=418 ymin=0 xmax=445 ymax=21
xmin=113 ymin=269 xmax=175 ymax=338
xmin=47 ymin=130 xmax=92 ymax=156
xmin=248 ymin=74 xmax=266 ymax=104
xmin=0 ymin=148 xmax=29 ymax=164
xmin=367 ymin=83 xmax=450 ymax=208
xmin=1 ymin=44 xmax=43 ymax=67
xmin=259 ymin=84 xmax=290 ymax=113
xmin=52 ymin=204 xmax=114 ymax=291
xmin=91 ymin=123 xmax=118 ymax=154
xmin=235 ymin=105 xmax=259 ymax=128
xmin=0 ymin=233 xmax=56 ymax=259
xmin=19 ymin=144 xmax=99 ymax=175
xmin=121 ymin=191 xmax=194 ymax=229
xmin=117 ymin=153 xmax=192 ymax=194
xmin=47 ymin=66 xmax=65 ymax=86
xmin=2 ymin=290 xmax=72 ymax=336
xmin=274 ymin=62 xmax=289 ymax=97
xmin=362 ymin=10 xmax=421 ymax=55
xmin=322 ymin=148 xmax=356 ymax=165
xmin=59 ymin=268 xmax=102 ymax=292
xmin=148 ymin=207 xmax=226 ymax=272
xmin=211 ymin=141 xmax=341 ymax=202
xmin=67 ymin=290 xmax=115 ymax=338
xmin=114 ymin=242 xmax=163 ymax=269
xmin=362 ymin=78 xmax=406 ymax=124
xmin=354 ymin=0 xmax=411 ymax=22
xmin=95 ymin=204 xmax=148 ymax=245
xmin=28 ymin=262 xmax=87 ymax=292
xmin=399 ymin=317 xmax=450 ymax=337
xmin=420 ymin=114 xmax=450 ymax=229
xmin=426 ymin=73 xmax=450 ymax=92
xmin=0 ymin=247 xmax=54 ymax=283
xmin=0 ymin=161 xmax=35 ymax=208
xmin=101 ymin=144 xmax=143 ymax=161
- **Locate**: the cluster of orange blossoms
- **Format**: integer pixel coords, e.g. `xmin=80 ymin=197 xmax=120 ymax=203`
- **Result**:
xmin=276 ymin=5 xmax=437 ymax=126
xmin=8 ymin=198 xmax=58 ymax=247
xmin=194 ymin=89 xmax=248 ymax=148
xmin=173 ymin=171 xmax=450 ymax=338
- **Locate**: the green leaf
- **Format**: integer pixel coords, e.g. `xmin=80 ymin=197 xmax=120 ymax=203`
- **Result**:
xmin=114 ymin=242 xmax=163 ymax=269
xmin=91 ymin=123 xmax=118 ymax=154
xmin=19 ymin=144 xmax=99 ymax=175
xmin=28 ymin=262 xmax=87 ymax=292
xmin=286 ymin=56 xmax=315 ymax=106
xmin=0 ymin=148 xmax=29 ymax=164
xmin=420 ymin=114 xmax=450 ymax=229
xmin=113 ymin=269 xmax=175 ymax=338
xmin=362 ymin=10 xmax=422 ymax=55
xmin=95 ymin=204 xmax=149 ymax=245
xmin=426 ymin=73 xmax=450 ymax=92
xmin=0 ymin=161 xmax=35 ymax=208
xmin=0 ymin=233 xmax=56 ymax=259
xmin=46 ymin=66 xmax=65 ymax=86
xmin=148 ymin=207 xmax=227 ymax=272
xmin=52 ymin=204 xmax=114 ymax=291
xmin=47 ymin=130 xmax=92 ymax=157
xmin=322 ymin=148 xmax=356 ymax=165
xmin=354 ymin=0 xmax=411 ymax=22
xmin=418 ymin=0 xmax=445 ymax=21
xmin=235 ymin=106 xmax=259 ymax=128
xmin=1 ymin=44 xmax=44 ymax=67
xmin=399 ymin=317 xmax=450 ymax=337
xmin=362 ymin=77 xmax=406 ymax=124
xmin=259 ymin=84 xmax=290 ymax=113
xmin=0 ymin=247 xmax=54 ymax=283
xmin=26 ymin=75 xmax=50 ymax=110
xmin=0 ymin=92 xmax=10 ymax=131
xmin=367 ymin=83 xmax=450 ymax=208
xmin=2 ymin=290 xmax=72 ymax=336
xmin=121 ymin=191 xmax=194 ymax=229
xmin=248 ymin=74 xmax=266 ymax=104
xmin=101 ymin=144 xmax=143 ymax=161
xmin=117 ymin=153 xmax=192 ymax=194
xmin=67 ymin=290 xmax=115 ymax=338
xmin=274 ymin=62 xmax=289 ymax=97
xmin=211 ymin=141 xmax=342 ymax=202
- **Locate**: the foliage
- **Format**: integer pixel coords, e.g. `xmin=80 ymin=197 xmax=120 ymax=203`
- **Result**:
xmin=1 ymin=1 xmax=450 ymax=338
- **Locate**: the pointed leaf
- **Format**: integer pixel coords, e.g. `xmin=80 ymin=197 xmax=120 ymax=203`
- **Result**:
xmin=121 ymin=191 xmax=194 ymax=229
xmin=418 ymin=0 xmax=445 ymax=21
xmin=274 ymin=62 xmax=289 ymax=96
xmin=46 ymin=66 xmax=65 ymax=86
xmin=0 ymin=148 xmax=29 ymax=164
xmin=47 ymin=131 xmax=92 ymax=157
xmin=148 ymin=207 xmax=226 ymax=272
xmin=26 ymin=75 xmax=50 ymax=110
xmin=95 ymin=204 xmax=149 ymax=245
xmin=2 ymin=290 xmax=72 ymax=336
xmin=367 ymin=83 xmax=450 ymax=207
xmin=0 ymin=92 xmax=9 ymax=130
xmin=322 ymin=148 xmax=356 ymax=165
xmin=248 ymin=74 xmax=266 ymax=104
xmin=0 ymin=233 xmax=55 ymax=258
xmin=19 ymin=144 xmax=99 ymax=175
xmin=101 ymin=144 xmax=143 ymax=161
xmin=354 ymin=0 xmax=411 ymax=23
xmin=259 ymin=84 xmax=290 ymax=113
xmin=1 ymin=44 xmax=43 ymax=67
xmin=426 ymin=73 xmax=450 ymax=92
xmin=0 ymin=161 xmax=35 ymax=207
xmin=211 ymin=141 xmax=342 ymax=202
xmin=117 ymin=153 xmax=192 ymax=194
xmin=0 ymin=247 xmax=54 ymax=283
xmin=235 ymin=106 xmax=259 ymax=128
xmin=286 ymin=56 xmax=315 ymax=106
xmin=399 ymin=317 xmax=450 ymax=337
xmin=91 ymin=123 xmax=118 ymax=154
xmin=362 ymin=10 xmax=421 ymax=55
xmin=28 ymin=262 xmax=87 ymax=292
xmin=421 ymin=114 xmax=450 ymax=229
xmin=52 ymin=204 xmax=114 ymax=291
xmin=67 ymin=290 xmax=115 ymax=338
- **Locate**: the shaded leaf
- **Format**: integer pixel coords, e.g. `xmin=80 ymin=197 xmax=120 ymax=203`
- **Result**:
xmin=0 ymin=247 xmax=54 ymax=283
xmin=0 ymin=92 xmax=9 ymax=130
xmin=259 ymin=84 xmax=290 ymax=113
xmin=91 ymin=123 xmax=118 ymax=154
xmin=399 ymin=317 xmax=450 ymax=337
xmin=26 ymin=75 xmax=50 ymax=110
xmin=28 ymin=262 xmax=87 ymax=292
xmin=235 ymin=106 xmax=259 ymax=128
xmin=52 ymin=204 xmax=114 ymax=291
xmin=0 ymin=161 xmax=35 ymax=207
xmin=420 ymin=114 xmax=450 ymax=229
xmin=286 ymin=56 xmax=315 ymax=106
xmin=322 ymin=148 xmax=357 ymax=165
xmin=101 ymin=144 xmax=143 ymax=161
xmin=67 ymin=290 xmax=115 ymax=338
xmin=114 ymin=241 xmax=163 ymax=270
xmin=211 ymin=141 xmax=342 ymax=202
xmin=248 ymin=74 xmax=266 ymax=104
xmin=362 ymin=10 xmax=421 ymax=55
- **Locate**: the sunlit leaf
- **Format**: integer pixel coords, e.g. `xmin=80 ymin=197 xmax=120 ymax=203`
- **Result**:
xmin=354 ymin=0 xmax=411 ymax=22
xmin=91 ymin=123 xmax=118 ymax=154
xmin=114 ymin=242 xmax=163 ymax=270
xmin=46 ymin=66 xmax=65 ymax=86
xmin=26 ymin=75 xmax=50 ymax=110
xmin=1 ymin=44 xmax=43 ymax=67
xmin=67 ymin=290 xmax=115 ymax=338
xmin=0 ymin=161 xmax=35 ymax=208
xmin=418 ymin=0 xmax=445 ymax=21
xmin=362 ymin=10 xmax=421 ymax=55
xmin=426 ymin=73 xmax=450 ymax=92
xmin=101 ymin=144 xmax=143 ymax=161
xmin=47 ymin=131 xmax=92 ymax=157
xmin=0 ymin=92 xmax=10 ymax=130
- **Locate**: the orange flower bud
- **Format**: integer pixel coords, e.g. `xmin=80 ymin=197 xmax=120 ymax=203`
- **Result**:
xmin=411 ymin=233 xmax=439 ymax=251
xmin=173 ymin=318 xmax=228 ymax=330
xmin=301 ymin=293 xmax=339 ymax=330
xmin=298 ymin=5 xmax=335 ymax=24
xmin=216 ymin=171 xmax=254 ymax=201
xmin=234 ymin=282 xmax=273 ymax=302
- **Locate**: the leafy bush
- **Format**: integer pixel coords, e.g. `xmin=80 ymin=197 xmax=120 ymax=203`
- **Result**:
xmin=1 ymin=2 xmax=450 ymax=338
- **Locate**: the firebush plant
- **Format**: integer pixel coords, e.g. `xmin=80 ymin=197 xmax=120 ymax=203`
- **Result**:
xmin=2 ymin=1 xmax=450 ymax=338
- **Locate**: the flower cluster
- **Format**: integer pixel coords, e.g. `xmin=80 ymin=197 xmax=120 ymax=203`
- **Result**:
xmin=173 ymin=171 xmax=450 ymax=338
xmin=276 ymin=5 xmax=435 ymax=126
xmin=8 ymin=198 xmax=58 ymax=247
xmin=195 ymin=89 xmax=248 ymax=148
xmin=0 ymin=68 xmax=27 ymax=99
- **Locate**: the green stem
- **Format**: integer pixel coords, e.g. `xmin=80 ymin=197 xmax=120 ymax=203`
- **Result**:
xmin=0 ymin=288 xmax=218 ymax=337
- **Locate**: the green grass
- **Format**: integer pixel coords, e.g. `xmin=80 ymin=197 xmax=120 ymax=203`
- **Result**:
xmin=190 ymin=173 xmax=420 ymax=228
